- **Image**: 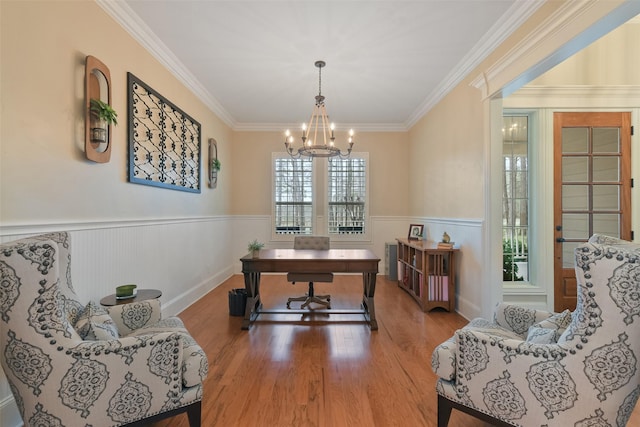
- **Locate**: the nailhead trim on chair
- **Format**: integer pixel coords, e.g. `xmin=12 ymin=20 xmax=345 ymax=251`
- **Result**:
xmin=0 ymin=233 xmax=206 ymax=426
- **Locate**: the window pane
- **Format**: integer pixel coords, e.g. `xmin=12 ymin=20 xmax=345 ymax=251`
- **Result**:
xmin=593 ymin=128 xmax=619 ymax=153
xmin=562 ymin=185 xmax=589 ymax=210
xmin=514 ymin=171 xmax=528 ymax=198
xmin=274 ymin=157 xmax=313 ymax=234
xmin=562 ymin=213 xmax=589 ymax=239
xmin=502 ymin=115 xmax=529 ymax=284
xmin=513 ymin=199 xmax=528 ymax=226
xmin=593 ymin=185 xmax=619 ymax=210
xmin=562 ymin=128 xmax=588 ymax=153
xmin=562 ymin=241 xmax=580 ymax=269
xmin=593 ymin=214 xmax=620 ymax=237
xmin=328 ymin=157 xmax=366 ymax=234
xmin=562 ymin=157 xmax=588 ymax=182
xmin=592 ymin=156 xmax=619 ymax=182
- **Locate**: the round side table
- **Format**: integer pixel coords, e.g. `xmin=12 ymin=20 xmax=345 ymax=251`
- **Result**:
xmin=100 ymin=289 xmax=162 ymax=306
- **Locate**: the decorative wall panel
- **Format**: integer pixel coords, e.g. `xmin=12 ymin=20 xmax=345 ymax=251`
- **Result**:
xmin=127 ymin=73 xmax=201 ymax=193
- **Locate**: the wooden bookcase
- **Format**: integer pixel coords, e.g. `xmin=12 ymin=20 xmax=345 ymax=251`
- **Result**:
xmin=396 ymin=238 xmax=458 ymax=312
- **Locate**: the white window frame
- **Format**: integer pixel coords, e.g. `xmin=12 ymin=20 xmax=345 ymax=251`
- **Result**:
xmin=271 ymin=153 xmax=317 ymax=241
xmin=502 ymin=109 xmax=546 ymax=294
xmin=324 ymin=153 xmax=370 ymax=242
xmin=502 ymin=114 xmax=531 ymax=285
xmin=271 ymin=153 xmax=370 ymax=242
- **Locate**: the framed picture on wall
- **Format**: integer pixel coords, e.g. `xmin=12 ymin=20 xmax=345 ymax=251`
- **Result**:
xmin=127 ymin=72 xmax=201 ymax=193
xmin=408 ymin=224 xmax=424 ymax=240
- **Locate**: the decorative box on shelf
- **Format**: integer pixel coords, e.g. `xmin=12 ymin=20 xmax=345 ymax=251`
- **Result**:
xmin=395 ymin=238 xmax=458 ymax=312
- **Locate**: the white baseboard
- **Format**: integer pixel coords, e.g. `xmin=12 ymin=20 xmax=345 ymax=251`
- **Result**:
xmin=163 ymin=266 xmax=234 ymax=317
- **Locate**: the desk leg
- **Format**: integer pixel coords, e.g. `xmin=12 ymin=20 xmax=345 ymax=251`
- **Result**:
xmin=242 ymin=272 xmax=262 ymax=330
xmin=361 ymin=272 xmax=378 ymax=330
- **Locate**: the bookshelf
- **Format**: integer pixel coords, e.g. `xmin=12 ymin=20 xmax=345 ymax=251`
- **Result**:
xmin=396 ymin=238 xmax=458 ymax=312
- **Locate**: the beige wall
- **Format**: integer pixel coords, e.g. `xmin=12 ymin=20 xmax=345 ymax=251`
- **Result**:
xmin=1 ymin=3 xmax=237 ymax=424
xmin=1 ymin=0 xmax=233 ymax=225
xmin=408 ymin=82 xmax=485 ymax=219
xmin=231 ymin=130 xmax=409 ymax=216
xmin=404 ymin=0 xmax=577 ymax=221
xmin=532 ymin=20 xmax=640 ymax=86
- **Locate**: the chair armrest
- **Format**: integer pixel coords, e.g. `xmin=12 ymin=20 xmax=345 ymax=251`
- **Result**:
xmin=493 ymin=303 xmax=554 ymax=337
xmin=453 ymin=328 xmax=571 ymax=419
xmin=65 ymin=331 xmax=187 ymax=425
xmin=107 ymin=299 xmax=162 ymax=335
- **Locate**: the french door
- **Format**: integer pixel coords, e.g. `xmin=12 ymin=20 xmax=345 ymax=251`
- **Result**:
xmin=553 ymin=112 xmax=632 ymax=312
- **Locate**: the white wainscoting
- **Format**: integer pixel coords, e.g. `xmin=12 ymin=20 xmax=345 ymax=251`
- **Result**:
xmin=427 ymin=218 xmax=485 ymax=320
xmin=0 ymin=216 xmax=235 ymax=427
xmin=0 ymin=214 xmax=485 ymax=426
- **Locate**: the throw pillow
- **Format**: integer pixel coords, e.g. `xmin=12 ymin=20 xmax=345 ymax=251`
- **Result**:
xmin=75 ymin=301 xmax=119 ymax=340
xmin=525 ymin=326 xmax=556 ymax=344
xmin=531 ymin=309 xmax=572 ymax=341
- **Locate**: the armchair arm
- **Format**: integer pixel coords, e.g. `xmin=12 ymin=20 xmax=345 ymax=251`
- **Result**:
xmin=493 ymin=303 xmax=554 ymax=337
xmin=453 ymin=328 xmax=572 ymax=421
xmin=107 ymin=299 xmax=162 ymax=335
xmin=65 ymin=331 xmax=187 ymax=425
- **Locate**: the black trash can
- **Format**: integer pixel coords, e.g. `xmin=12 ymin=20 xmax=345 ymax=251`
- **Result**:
xmin=228 ymin=288 xmax=247 ymax=316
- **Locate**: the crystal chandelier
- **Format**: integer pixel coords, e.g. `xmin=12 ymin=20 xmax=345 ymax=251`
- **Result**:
xmin=284 ymin=61 xmax=354 ymax=159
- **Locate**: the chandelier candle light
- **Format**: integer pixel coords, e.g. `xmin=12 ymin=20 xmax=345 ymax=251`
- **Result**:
xmin=284 ymin=60 xmax=354 ymax=159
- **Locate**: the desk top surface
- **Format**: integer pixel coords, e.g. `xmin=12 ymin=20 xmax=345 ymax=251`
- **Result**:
xmin=240 ymin=248 xmax=379 ymax=262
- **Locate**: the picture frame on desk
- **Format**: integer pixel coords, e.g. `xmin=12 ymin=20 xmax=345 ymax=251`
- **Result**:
xmin=408 ymin=224 xmax=424 ymax=240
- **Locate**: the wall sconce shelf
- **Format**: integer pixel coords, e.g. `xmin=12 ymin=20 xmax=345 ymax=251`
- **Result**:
xmin=85 ymin=55 xmax=113 ymax=163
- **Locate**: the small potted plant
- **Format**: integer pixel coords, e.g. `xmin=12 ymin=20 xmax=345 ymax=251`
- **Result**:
xmin=247 ymin=239 xmax=264 ymax=258
xmin=89 ymin=98 xmax=118 ymax=143
xmin=210 ymin=158 xmax=221 ymax=188
xmin=211 ymin=158 xmax=221 ymax=172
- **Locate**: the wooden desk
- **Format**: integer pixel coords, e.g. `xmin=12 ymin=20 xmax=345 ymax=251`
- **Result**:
xmin=240 ymin=248 xmax=380 ymax=330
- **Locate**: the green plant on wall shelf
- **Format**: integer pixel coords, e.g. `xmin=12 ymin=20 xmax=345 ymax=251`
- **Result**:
xmin=211 ymin=158 xmax=221 ymax=172
xmin=89 ymin=98 xmax=118 ymax=143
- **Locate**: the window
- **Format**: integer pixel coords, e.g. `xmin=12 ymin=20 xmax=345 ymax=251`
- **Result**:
xmin=328 ymin=157 xmax=366 ymax=235
xmin=502 ymin=115 xmax=529 ymax=282
xmin=273 ymin=154 xmax=368 ymax=237
xmin=273 ymin=157 xmax=313 ymax=234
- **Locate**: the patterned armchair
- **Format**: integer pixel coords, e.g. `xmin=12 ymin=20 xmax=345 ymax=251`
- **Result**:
xmin=431 ymin=234 xmax=640 ymax=426
xmin=0 ymin=232 xmax=208 ymax=426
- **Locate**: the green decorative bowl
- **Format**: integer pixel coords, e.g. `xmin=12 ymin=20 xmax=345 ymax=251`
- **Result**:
xmin=116 ymin=284 xmax=137 ymax=299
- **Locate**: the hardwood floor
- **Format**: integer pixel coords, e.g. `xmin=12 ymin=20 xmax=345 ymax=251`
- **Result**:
xmin=152 ymin=274 xmax=640 ymax=427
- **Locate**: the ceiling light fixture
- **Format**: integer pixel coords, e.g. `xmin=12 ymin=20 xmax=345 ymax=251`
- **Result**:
xmin=284 ymin=60 xmax=354 ymax=159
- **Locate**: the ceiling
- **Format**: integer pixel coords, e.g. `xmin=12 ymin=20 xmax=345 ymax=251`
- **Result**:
xmin=106 ymin=1 xmax=542 ymax=131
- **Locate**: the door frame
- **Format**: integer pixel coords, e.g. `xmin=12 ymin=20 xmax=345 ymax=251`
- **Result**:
xmin=496 ymin=101 xmax=639 ymax=312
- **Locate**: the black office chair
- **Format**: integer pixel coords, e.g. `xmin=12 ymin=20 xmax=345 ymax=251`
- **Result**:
xmin=286 ymin=236 xmax=333 ymax=309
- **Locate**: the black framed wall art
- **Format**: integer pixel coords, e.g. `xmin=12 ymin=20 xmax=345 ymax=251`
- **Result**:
xmin=127 ymin=72 xmax=201 ymax=193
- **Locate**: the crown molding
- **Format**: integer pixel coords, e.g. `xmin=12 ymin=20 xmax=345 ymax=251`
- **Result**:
xmin=504 ymin=85 xmax=640 ymax=108
xmin=405 ymin=0 xmax=545 ymax=128
xmin=471 ymin=0 xmax=640 ymax=99
xmin=96 ymin=0 xmax=237 ymax=129
xmin=97 ymin=0 xmax=409 ymax=133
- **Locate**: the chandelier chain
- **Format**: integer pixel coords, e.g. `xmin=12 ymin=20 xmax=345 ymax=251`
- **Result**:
xmin=318 ymin=64 xmax=322 ymax=99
